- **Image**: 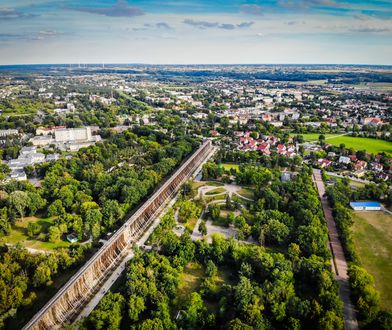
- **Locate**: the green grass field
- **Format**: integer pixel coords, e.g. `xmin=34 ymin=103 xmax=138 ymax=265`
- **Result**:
xmin=205 ymin=187 xmax=226 ymax=195
xmin=237 ymin=188 xmax=255 ymax=200
xmin=204 ymin=193 xmax=227 ymax=203
xmin=206 ymin=181 xmax=225 ymax=187
xmin=175 ymin=262 xmax=204 ymax=307
xmin=291 ymin=133 xmax=343 ymax=142
xmin=221 ymin=163 xmax=240 ymax=171
xmin=352 ymin=211 xmax=392 ymax=310
xmin=292 ymin=134 xmax=392 ymax=155
xmin=0 ymin=216 xmax=73 ymax=251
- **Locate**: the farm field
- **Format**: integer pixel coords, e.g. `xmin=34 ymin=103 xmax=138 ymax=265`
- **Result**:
xmin=352 ymin=211 xmax=392 ymax=310
xmin=0 ymin=216 xmax=73 ymax=251
xmin=292 ymin=134 xmax=392 ymax=155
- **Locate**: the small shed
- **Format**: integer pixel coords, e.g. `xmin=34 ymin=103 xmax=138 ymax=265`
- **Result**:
xmin=66 ymin=233 xmax=79 ymax=243
xmin=281 ymin=172 xmax=291 ymax=182
xmin=350 ymin=201 xmax=381 ymax=211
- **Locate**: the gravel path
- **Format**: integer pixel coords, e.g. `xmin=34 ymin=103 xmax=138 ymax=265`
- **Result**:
xmin=313 ymin=169 xmax=358 ymax=330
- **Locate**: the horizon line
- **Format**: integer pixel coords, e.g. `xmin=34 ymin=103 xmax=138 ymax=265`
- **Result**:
xmin=0 ymin=62 xmax=392 ymax=67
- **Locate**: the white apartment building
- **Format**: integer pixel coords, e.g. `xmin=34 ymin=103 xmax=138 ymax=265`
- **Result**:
xmin=0 ymin=129 xmax=18 ymax=137
xmin=55 ymin=127 xmax=93 ymax=142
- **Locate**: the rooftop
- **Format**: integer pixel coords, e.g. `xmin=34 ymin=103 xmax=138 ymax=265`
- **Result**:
xmin=350 ymin=201 xmax=381 ymax=207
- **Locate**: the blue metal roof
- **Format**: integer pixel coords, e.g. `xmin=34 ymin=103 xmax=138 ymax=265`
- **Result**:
xmin=350 ymin=201 xmax=381 ymax=207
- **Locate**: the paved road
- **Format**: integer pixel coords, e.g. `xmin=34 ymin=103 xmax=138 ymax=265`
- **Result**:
xmin=313 ymin=169 xmax=358 ymax=330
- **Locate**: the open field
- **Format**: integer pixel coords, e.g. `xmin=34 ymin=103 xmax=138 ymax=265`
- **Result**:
xmin=292 ymin=134 xmax=392 ymax=155
xmin=352 ymin=211 xmax=392 ymax=310
xmin=290 ymin=133 xmax=343 ymax=142
xmin=326 ymin=136 xmax=392 ymax=155
xmin=0 ymin=216 xmax=73 ymax=251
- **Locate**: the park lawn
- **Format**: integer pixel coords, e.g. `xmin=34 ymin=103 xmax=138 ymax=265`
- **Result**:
xmin=352 ymin=211 xmax=392 ymax=311
xmin=205 ymin=187 xmax=226 ymax=195
xmin=206 ymin=181 xmax=225 ymax=187
xmin=0 ymin=216 xmax=73 ymax=251
xmin=175 ymin=262 xmax=205 ymax=307
xmin=204 ymin=193 xmax=227 ymax=203
xmin=191 ymin=181 xmax=205 ymax=190
xmin=221 ymin=163 xmax=240 ymax=171
xmin=237 ymin=188 xmax=255 ymax=200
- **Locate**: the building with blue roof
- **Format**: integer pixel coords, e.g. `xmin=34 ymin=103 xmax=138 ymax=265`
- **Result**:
xmin=350 ymin=201 xmax=381 ymax=211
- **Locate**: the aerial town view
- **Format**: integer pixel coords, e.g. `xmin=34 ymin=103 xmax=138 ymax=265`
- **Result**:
xmin=0 ymin=1 xmax=391 ymax=330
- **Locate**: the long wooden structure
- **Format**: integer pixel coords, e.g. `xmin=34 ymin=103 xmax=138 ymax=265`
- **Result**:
xmin=23 ymin=140 xmax=214 ymax=329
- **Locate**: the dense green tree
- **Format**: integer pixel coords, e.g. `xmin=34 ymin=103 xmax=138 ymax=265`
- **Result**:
xmin=0 ymin=208 xmax=10 ymax=236
xmin=265 ymin=220 xmax=289 ymax=245
xmin=128 ymin=295 xmax=145 ymax=322
xmin=47 ymin=199 xmax=65 ymax=217
xmin=198 ymin=221 xmax=207 ymax=236
xmin=87 ymin=292 xmax=125 ymax=330
xmin=234 ymin=276 xmax=254 ymax=312
xmin=27 ymin=222 xmax=41 ymax=238
xmin=27 ymin=192 xmax=46 ymax=216
xmin=228 ymin=318 xmax=253 ymax=330
xmin=102 ymin=199 xmax=123 ymax=229
xmin=209 ymin=204 xmax=220 ymax=221
xmin=48 ymin=225 xmax=62 ymax=243
xmin=9 ymin=191 xmax=30 ymax=220
xmin=33 ymin=263 xmax=52 ymax=287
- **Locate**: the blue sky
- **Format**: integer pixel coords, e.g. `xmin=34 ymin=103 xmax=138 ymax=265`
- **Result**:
xmin=0 ymin=0 xmax=391 ymax=64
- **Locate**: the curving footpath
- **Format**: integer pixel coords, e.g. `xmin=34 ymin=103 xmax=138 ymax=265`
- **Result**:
xmin=312 ymin=169 xmax=358 ymax=330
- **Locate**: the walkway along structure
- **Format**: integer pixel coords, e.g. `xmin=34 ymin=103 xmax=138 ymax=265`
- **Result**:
xmin=23 ymin=140 xmax=215 ymax=330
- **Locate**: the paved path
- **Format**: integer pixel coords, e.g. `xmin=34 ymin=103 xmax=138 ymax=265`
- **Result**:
xmin=312 ymin=169 xmax=358 ymax=330
xmin=5 ymin=243 xmax=48 ymax=254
